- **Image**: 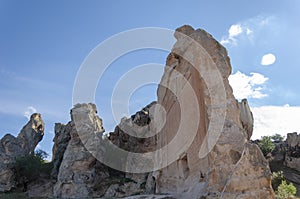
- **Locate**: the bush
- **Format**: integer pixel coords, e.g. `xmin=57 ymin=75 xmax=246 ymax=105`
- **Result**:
xmin=13 ymin=149 xmax=52 ymax=190
xmin=272 ymin=171 xmax=284 ymax=191
xmin=276 ymin=180 xmax=297 ymax=199
xmin=258 ymin=136 xmax=275 ymax=156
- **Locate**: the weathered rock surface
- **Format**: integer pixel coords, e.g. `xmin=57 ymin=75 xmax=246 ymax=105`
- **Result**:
xmin=53 ymin=103 xmax=156 ymax=198
xmin=269 ymin=132 xmax=300 ymax=196
xmin=53 ymin=104 xmax=109 ymax=198
xmin=285 ymin=132 xmax=300 ymax=171
xmin=0 ymin=25 xmax=276 ymax=198
xmin=51 ymin=122 xmax=72 ymax=179
xmin=154 ymin=25 xmax=274 ymax=198
xmin=0 ymin=113 xmax=44 ymax=192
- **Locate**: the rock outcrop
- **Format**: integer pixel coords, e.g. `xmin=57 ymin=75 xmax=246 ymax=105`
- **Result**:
xmin=52 ymin=25 xmax=273 ymax=198
xmin=52 ymin=103 xmax=159 ymax=198
xmin=153 ymin=25 xmax=274 ymax=198
xmin=53 ymin=104 xmax=109 ymax=198
xmin=269 ymin=132 xmax=300 ymax=196
xmin=0 ymin=113 xmax=44 ymax=192
xmin=0 ymin=25 xmax=276 ymax=198
xmin=51 ymin=122 xmax=72 ymax=179
xmin=285 ymin=132 xmax=300 ymax=171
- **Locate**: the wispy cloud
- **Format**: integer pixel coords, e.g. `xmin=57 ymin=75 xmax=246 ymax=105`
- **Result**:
xmin=24 ymin=106 xmax=37 ymax=119
xmin=220 ymin=15 xmax=275 ymax=46
xmin=221 ymin=24 xmax=244 ymax=45
xmin=229 ymin=71 xmax=268 ymax=100
xmin=252 ymin=105 xmax=300 ymax=139
xmin=261 ymin=53 xmax=276 ymax=66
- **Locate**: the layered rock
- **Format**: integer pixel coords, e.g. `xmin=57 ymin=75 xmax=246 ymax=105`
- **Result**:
xmin=0 ymin=113 xmax=44 ymax=192
xmin=153 ymin=25 xmax=274 ymax=198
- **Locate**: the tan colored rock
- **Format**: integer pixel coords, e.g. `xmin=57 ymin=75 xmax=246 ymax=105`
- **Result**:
xmin=285 ymin=132 xmax=300 ymax=172
xmin=53 ymin=104 xmax=109 ymax=198
xmin=239 ymin=99 xmax=254 ymax=139
xmin=51 ymin=25 xmax=275 ymax=199
xmin=154 ymin=25 xmax=274 ymax=198
xmin=286 ymin=132 xmax=300 ymax=148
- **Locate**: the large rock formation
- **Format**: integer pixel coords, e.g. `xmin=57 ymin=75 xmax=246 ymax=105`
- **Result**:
xmin=152 ymin=25 xmax=274 ymax=198
xmin=0 ymin=113 xmax=44 ymax=192
xmin=52 ymin=103 xmax=159 ymax=198
xmin=53 ymin=104 xmax=109 ymax=198
xmin=0 ymin=25 xmax=276 ymax=198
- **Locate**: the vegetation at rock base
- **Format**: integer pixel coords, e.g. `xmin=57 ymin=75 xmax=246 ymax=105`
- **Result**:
xmin=258 ymin=136 xmax=275 ymax=156
xmin=272 ymin=171 xmax=285 ymax=191
xmin=275 ymin=180 xmax=297 ymax=199
xmin=13 ymin=149 xmax=53 ymax=191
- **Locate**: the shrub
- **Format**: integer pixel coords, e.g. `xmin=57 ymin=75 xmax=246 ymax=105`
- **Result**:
xmin=258 ymin=136 xmax=275 ymax=156
xmin=276 ymin=180 xmax=296 ymax=199
xmin=13 ymin=149 xmax=52 ymax=190
xmin=272 ymin=171 xmax=284 ymax=191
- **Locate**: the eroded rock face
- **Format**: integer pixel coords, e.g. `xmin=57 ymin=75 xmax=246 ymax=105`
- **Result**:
xmin=154 ymin=25 xmax=274 ymax=198
xmin=51 ymin=122 xmax=72 ymax=179
xmin=53 ymin=104 xmax=109 ymax=198
xmin=269 ymin=132 xmax=300 ymax=196
xmin=52 ymin=25 xmax=274 ymax=198
xmin=285 ymin=133 xmax=300 ymax=171
xmin=239 ymin=99 xmax=253 ymax=139
xmin=0 ymin=113 xmax=44 ymax=192
xmin=53 ymin=103 xmax=158 ymax=198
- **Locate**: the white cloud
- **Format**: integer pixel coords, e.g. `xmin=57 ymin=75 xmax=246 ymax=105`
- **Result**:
xmin=24 ymin=106 xmax=37 ymax=119
xmin=229 ymin=24 xmax=243 ymax=37
xmin=246 ymin=28 xmax=253 ymax=35
xmin=221 ymin=24 xmax=243 ymax=45
xmin=229 ymin=71 xmax=268 ymax=100
xmin=261 ymin=53 xmax=276 ymax=66
xmin=220 ymin=15 xmax=275 ymax=46
xmin=252 ymin=105 xmax=300 ymax=140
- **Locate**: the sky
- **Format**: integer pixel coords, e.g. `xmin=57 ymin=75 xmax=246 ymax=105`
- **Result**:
xmin=0 ymin=1 xmax=300 ymax=158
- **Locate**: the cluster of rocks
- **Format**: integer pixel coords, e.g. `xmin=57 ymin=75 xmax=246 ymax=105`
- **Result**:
xmin=0 ymin=25 xmax=276 ymax=198
xmin=269 ymin=132 xmax=300 ymax=195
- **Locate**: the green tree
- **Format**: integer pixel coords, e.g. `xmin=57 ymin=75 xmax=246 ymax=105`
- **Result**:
xmin=276 ymin=180 xmax=297 ymax=199
xmin=258 ymin=136 xmax=275 ymax=156
xmin=13 ymin=149 xmax=52 ymax=190
xmin=271 ymin=134 xmax=285 ymax=142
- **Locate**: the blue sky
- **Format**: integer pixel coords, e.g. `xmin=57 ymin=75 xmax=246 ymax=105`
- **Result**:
xmin=1 ymin=1 xmax=300 ymax=157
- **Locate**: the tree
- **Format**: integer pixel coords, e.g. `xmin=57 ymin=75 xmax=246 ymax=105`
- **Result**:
xmin=276 ymin=180 xmax=296 ymax=199
xmin=270 ymin=134 xmax=285 ymax=142
xmin=258 ymin=136 xmax=275 ymax=156
xmin=13 ymin=149 xmax=52 ymax=191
